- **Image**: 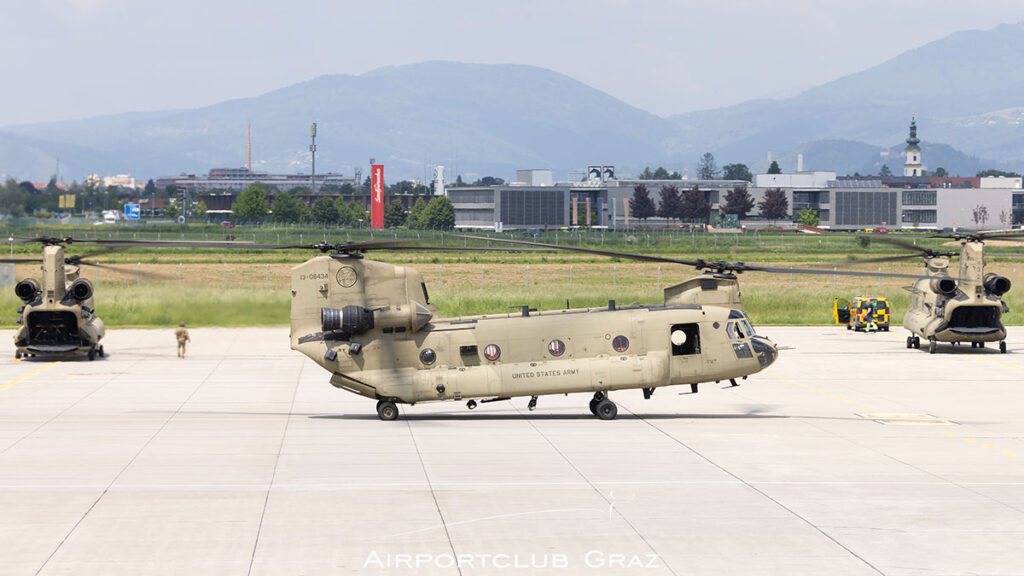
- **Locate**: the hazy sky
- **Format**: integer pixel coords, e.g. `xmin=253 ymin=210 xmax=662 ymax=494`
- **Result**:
xmin=3 ymin=0 xmax=1024 ymax=126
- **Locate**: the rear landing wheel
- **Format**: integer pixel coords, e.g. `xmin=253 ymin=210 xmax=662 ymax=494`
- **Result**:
xmin=913 ymin=336 xmax=920 ymax=349
xmin=376 ymin=400 xmax=399 ymax=421
xmin=1000 ymin=341 xmax=1007 ymax=353
xmin=906 ymin=336 xmax=913 ymax=349
xmin=87 ymin=347 xmax=96 ymax=361
xmin=928 ymin=339 xmax=937 ymax=354
xmin=14 ymin=351 xmax=20 ymax=359
xmin=594 ymin=399 xmax=617 ymax=420
xmin=97 ymin=346 xmax=104 ymax=358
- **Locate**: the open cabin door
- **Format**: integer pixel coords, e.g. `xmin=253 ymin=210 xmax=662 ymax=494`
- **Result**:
xmin=669 ymin=323 xmax=703 ymax=383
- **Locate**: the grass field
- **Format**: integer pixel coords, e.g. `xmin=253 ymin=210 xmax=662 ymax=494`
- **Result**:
xmin=3 ymin=223 xmax=1023 ymax=328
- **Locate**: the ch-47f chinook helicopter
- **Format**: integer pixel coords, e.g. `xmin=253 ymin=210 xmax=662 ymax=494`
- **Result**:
xmin=853 ymin=232 xmax=1022 ymax=354
xmin=3 ymin=237 xmax=109 ymax=360
xmin=281 ymin=235 xmax=938 ymax=420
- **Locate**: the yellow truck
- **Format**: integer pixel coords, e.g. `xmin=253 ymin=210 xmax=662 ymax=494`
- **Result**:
xmin=834 ymin=296 xmax=891 ymax=332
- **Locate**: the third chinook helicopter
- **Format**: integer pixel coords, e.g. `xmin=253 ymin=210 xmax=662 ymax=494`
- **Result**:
xmin=850 ymin=232 xmax=1021 ymax=354
xmin=4 ymin=237 xmax=109 ymax=360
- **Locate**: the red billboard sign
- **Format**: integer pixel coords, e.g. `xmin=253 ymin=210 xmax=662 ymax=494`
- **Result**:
xmin=371 ymin=164 xmax=384 ymax=229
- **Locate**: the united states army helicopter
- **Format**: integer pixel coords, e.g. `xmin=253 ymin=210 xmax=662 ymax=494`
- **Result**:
xmin=4 ymin=237 xmax=108 ymax=360
xmin=851 ymin=232 xmax=1020 ymax=354
xmin=280 ymin=235 xmax=940 ymax=420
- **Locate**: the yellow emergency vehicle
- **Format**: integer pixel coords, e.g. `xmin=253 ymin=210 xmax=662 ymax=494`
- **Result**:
xmin=834 ymin=296 xmax=891 ymax=332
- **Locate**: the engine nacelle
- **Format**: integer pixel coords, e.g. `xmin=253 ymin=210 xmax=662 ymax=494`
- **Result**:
xmin=983 ymin=273 xmax=1011 ymax=296
xmin=68 ymin=278 xmax=93 ymax=301
xmin=930 ymin=277 xmax=957 ymax=297
xmin=15 ymin=278 xmax=40 ymax=302
xmin=321 ymin=306 xmax=374 ymax=337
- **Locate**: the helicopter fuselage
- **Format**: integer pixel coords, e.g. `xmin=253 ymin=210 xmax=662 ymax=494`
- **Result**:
xmin=903 ymin=242 xmax=1009 ymax=347
xmin=12 ymin=245 xmax=105 ymax=359
xmin=289 ymin=255 xmax=777 ymax=409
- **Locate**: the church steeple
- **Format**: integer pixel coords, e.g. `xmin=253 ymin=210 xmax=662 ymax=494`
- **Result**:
xmin=906 ymin=115 xmax=920 ymax=147
xmin=904 ymin=115 xmax=923 ymax=177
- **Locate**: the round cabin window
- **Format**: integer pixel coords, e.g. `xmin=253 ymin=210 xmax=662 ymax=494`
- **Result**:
xmin=548 ymin=339 xmax=566 ymax=357
xmin=484 ymin=344 xmax=501 ymax=361
xmin=670 ymin=330 xmax=687 ymax=347
xmin=612 ymin=335 xmax=629 ymax=353
xmin=419 ymin=348 xmax=437 ymax=366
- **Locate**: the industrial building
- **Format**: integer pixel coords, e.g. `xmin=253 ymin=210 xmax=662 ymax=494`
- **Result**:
xmin=156 ymin=168 xmax=355 ymax=194
xmin=450 ymin=119 xmax=1023 ymax=232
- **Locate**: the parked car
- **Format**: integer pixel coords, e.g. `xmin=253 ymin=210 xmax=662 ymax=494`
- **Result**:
xmin=220 ymin=220 xmax=234 ymax=228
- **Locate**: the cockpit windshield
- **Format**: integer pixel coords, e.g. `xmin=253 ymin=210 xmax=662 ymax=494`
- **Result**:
xmin=727 ymin=310 xmax=756 ymax=338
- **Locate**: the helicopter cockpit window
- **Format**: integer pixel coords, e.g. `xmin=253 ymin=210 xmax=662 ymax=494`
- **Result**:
xmin=726 ymin=321 xmax=747 ymax=339
xmin=670 ymin=323 xmax=700 ymax=356
xmin=740 ymin=318 xmax=756 ymax=337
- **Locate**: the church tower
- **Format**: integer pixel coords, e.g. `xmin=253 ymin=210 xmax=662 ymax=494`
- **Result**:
xmin=903 ymin=115 xmax=924 ymax=177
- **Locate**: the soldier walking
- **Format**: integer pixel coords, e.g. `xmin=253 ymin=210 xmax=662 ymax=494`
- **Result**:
xmin=175 ymin=322 xmax=191 ymax=358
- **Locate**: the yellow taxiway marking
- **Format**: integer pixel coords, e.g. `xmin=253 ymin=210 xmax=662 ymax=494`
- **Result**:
xmin=0 ymin=362 xmax=58 ymax=391
xmin=943 ymin=430 xmax=1018 ymax=457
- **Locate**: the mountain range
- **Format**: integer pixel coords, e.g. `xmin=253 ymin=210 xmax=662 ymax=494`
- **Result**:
xmin=2 ymin=22 xmax=1024 ymax=183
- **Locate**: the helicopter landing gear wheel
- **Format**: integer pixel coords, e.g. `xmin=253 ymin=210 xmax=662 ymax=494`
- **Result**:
xmin=527 ymin=396 xmax=538 ymax=411
xmin=914 ymin=336 xmax=921 ymax=349
xmin=466 ymin=400 xmax=477 ymax=410
xmin=589 ymin=392 xmax=605 ymax=416
xmin=97 ymin=346 xmax=104 ymax=358
xmin=906 ymin=336 xmax=913 ymax=349
xmin=594 ymin=399 xmax=617 ymax=420
xmin=1000 ymin=341 xmax=1007 ymax=353
xmin=928 ymin=339 xmax=937 ymax=354
xmin=376 ymin=400 xmax=399 ymax=421
xmin=14 ymin=351 xmax=20 ymax=360
xmin=979 ymin=342 xmax=985 ymax=349
xmin=87 ymin=347 xmax=96 ymax=361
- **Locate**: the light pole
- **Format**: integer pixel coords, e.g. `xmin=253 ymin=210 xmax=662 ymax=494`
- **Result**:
xmin=310 ymin=122 xmax=317 ymax=195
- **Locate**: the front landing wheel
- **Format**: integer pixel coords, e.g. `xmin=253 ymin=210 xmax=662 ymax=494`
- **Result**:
xmin=928 ymin=339 xmax=937 ymax=354
xmin=87 ymin=347 xmax=96 ymax=361
xmin=594 ymin=399 xmax=618 ymax=420
xmin=1000 ymin=341 xmax=1007 ymax=353
xmin=376 ymin=400 xmax=399 ymax=421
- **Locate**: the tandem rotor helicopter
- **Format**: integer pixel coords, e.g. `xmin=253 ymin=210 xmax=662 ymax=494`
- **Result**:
xmin=850 ymin=231 xmax=1023 ymax=354
xmin=3 ymin=237 xmax=110 ymax=360
xmin=275 ymin=234 xmax=937 ymax=420
xmin=5 ymin=233 xmax=943 ymax=419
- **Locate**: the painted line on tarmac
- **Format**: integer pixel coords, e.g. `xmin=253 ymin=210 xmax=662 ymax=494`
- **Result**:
xmin=0 ymin=362 xmax=57 ymax=391
xmin=943 ymin=429 xmax=1019 ymax=458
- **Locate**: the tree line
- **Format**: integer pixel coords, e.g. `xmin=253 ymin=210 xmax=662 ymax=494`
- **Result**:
xmin=629 ymin=184 xmax=789 ymax=225
xmin=230 ymin=183 xmax=455 ymax=229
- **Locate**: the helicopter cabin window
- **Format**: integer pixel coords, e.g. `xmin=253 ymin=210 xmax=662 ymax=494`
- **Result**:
xmin=670 ymin=324 xmax=700 ymax=356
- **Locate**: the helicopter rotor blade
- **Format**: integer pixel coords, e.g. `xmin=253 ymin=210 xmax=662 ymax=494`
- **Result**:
xmin=0 ymin=257 xmax=44 ymax=263
xmin=452 ymin=234 xmax=704 ymax=267
xmin=856 ymin=235 xmax=936 ymax=254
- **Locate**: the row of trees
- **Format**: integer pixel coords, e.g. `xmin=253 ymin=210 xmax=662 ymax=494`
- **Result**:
xmin=230 ymin=183 xmax=455 ymax=229
xmin=629 ymin=184 xmax=790 ymax=225
xmin=637 ymin=155 xmax=755 ymax=182
xmin=0 ymin=178 xmax=133 ymax=217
